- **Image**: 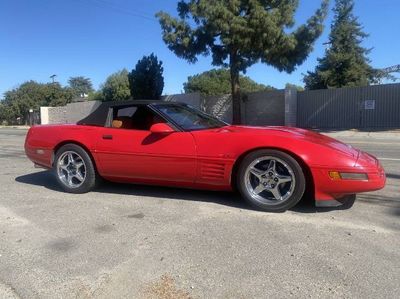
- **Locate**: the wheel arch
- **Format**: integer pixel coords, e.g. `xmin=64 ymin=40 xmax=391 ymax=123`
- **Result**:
xmin=52 ymin=140 xmax=98 ymax=172
xmin=230 ymin=147 xmax=315 ymax=203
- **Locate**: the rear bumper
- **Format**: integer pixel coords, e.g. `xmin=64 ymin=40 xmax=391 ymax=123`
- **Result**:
xmin=25 ymin=145 xmax=53 ymax=169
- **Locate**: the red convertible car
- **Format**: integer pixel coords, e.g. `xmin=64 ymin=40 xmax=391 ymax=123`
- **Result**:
xmin=25 ymin=101 xmax=385 ymax=212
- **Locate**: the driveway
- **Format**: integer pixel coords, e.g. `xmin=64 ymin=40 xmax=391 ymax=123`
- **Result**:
xmin=0 ymin=128 xmax=399 ymax=298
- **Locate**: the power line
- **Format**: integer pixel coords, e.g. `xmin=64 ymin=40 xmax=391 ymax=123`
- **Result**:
xmin=76 ymin=0 xmax=157 ymax=22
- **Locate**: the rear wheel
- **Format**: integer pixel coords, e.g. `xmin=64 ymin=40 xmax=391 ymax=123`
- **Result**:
xmin=54 ymin=144 xmax=98 ymax=193
xmin=237 ymin=149 xmax=306 ymax=212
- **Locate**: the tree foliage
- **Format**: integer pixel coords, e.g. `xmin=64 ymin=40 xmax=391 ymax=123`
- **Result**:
xmin=157 ymin=0 xmax=328 ymax=123
xmin=100 ymin=69 xmax=131 ymax=102
xmin=303 ymin=0 xmax=374 ymax=89
xmin=0 ymin=81 xmax=73 ymax=124
xmin=68 ymin=76 xmax=94 ymax=97
xmin=285 ymin=83 xmax=304 ymax=91
xmin=0 ymin=102 xmax=12 ymax=125
xmin=128 ymin=54 xmax=164 ymax=100
xmin=184 ymin=68 xmax=274 ymax=95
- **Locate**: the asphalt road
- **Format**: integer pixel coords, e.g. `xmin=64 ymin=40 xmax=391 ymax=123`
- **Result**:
xmin=0 ymin=128 xmax=399 ymax=299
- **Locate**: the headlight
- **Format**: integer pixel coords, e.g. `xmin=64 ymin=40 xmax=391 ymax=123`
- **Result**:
xmin=329 ymin=171 xmax=368 ymax=180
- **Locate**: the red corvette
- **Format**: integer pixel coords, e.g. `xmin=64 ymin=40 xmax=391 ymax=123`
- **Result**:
xmin=25 ymin=101 xmax=385 ymax=212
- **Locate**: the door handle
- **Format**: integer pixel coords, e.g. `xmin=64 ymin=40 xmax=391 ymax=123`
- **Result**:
xmin=102 ymin=134 xmax=113 ymax=140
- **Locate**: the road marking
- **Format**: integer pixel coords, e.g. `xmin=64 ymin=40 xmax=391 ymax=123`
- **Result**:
xmin=378 ymin=158 xmax=400 ymax=161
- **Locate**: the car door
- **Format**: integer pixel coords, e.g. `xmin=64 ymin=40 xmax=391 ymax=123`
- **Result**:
xmin=95 ymin=105 xmax=197 ymax=183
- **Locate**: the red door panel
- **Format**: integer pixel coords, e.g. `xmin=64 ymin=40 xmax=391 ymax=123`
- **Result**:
xmin=95 ymin=128 xmax=196 ymax=183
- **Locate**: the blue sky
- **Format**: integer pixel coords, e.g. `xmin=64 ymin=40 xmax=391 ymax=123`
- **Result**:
xmin=1 ymin=0 xmax=399 ymax=97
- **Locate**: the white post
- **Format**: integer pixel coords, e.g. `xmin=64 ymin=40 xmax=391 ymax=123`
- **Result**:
xmin=285 ymin=87 xmax=297 ymax=127
xmin=40 ymin=107 xmax=50 ymax=125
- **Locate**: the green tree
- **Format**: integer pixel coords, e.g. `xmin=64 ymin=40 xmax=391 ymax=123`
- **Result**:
xmin=101 ymin=69 xmax=131 ymax=101
xmin=68 ymin=76 xmax=94 ymax=96
xmin=157 ymin=0 xmax=328 ymax=123
xmin=184 ymin=68 xmax=274 ymax=95
xmin=0 ymin=102 xmax=12 ymax=125
xmin=285 ymin=83 xmax=304 ymax=91
xmin=0 ymin=81 xmax=73 ymax=124
xmin=45 ymin=83 xmax=75 ymax=106
xmin=303 ymin=0 xmax=373 ymax=89
xmin=128 ymin=54 xmax=164 ymax=100
xmin=87 ymin=90 xmax=104 ymax=101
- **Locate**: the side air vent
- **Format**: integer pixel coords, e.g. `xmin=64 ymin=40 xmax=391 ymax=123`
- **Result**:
xmin=200 ymin=162 xmax=226 ymax=180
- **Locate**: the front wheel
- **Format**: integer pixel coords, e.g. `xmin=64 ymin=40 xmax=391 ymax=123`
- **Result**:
xmin=237 ymin=149 xmax=306 ymax=212
xmin=54 ymin=144 xmax=98 ymax=193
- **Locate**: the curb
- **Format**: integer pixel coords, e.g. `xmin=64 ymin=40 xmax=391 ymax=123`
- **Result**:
xmin=323 ymin=131 xmax=400 ymax=139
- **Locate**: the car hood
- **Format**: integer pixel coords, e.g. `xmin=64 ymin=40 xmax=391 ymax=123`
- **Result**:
xmin=217 ymin=125 xmax=360 ymax=158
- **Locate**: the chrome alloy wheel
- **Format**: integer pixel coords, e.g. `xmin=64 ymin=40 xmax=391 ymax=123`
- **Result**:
xmin=244 ymin=156 xmax=296 ymax=205
xmin=57 ymin=151 xmax=87 ymax=188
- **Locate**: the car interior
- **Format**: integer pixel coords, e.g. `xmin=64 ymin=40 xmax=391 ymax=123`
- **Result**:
xmin=111 ymin=105 xmax=166 ymax=130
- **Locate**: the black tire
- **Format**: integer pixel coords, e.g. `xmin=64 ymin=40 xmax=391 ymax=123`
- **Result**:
xmin=53 ymin=144 xmax=98 ymax=193
xmin=237 ymin=149 xmax=306 ymax=212
xmin=338 ymin=194 xmax=356 ymax=210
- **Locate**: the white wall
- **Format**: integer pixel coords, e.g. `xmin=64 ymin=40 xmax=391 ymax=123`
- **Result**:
xmin=40 ymin=107 xmax=50 ymax=125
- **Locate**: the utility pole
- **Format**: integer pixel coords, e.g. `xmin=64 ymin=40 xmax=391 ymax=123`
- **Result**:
xmin=50 ymin=74 xmax=57 ymax=83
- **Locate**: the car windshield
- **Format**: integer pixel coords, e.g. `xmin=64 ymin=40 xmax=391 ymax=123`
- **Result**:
xmin=154 ymin=104 xmax=227 ymax=131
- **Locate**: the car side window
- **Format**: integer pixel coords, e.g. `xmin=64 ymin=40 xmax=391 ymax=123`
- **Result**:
xmin=111 ymin=105 xmax=165 ymax=130
xmin=117 ymin=106 xmax=137 ymax=117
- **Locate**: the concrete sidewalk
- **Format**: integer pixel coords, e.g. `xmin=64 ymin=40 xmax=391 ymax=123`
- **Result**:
xmin=320 ymin=129 xmax=400 ymax=139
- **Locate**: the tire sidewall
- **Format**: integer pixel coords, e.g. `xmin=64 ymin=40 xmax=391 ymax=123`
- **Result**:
xmin=53 ymin=144 xmax=97 ymax=193
xmin=237 ymin=149 xmax=306 ymax=212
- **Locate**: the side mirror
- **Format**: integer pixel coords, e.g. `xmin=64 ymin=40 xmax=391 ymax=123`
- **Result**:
xmin=150 ymin=123 xmax=175 ymax=134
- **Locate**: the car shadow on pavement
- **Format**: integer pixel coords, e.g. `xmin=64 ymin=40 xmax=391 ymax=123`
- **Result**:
xmin=386 ymin=173 xmax=400 ymax=180
xmin=15 ymin=170 xmax=252 ymax=210
xmin=16 ymin=170 xmax=345 ymax=214
xmin=15 ymin=170 xmax=61 ymax=191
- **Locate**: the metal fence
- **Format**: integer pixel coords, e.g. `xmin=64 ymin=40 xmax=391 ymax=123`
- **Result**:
xmin=297 ymin=83 xmax=400 ymax=129
xmin=42 ymin=83 xmax=400 ymax=130
xmin=243 ymin=90 xmax=285 ymax=126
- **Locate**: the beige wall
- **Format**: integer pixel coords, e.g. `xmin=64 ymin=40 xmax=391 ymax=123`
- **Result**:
xmin=41 ymin=101 xmax=101 ymax=124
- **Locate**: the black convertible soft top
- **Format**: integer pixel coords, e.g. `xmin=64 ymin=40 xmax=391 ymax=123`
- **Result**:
xmin=77 ymin=100 xmax=179 ymax=127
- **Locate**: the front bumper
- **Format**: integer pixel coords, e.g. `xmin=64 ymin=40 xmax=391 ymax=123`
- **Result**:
xmin=312 ymin=152 xmax=386 ymax=206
